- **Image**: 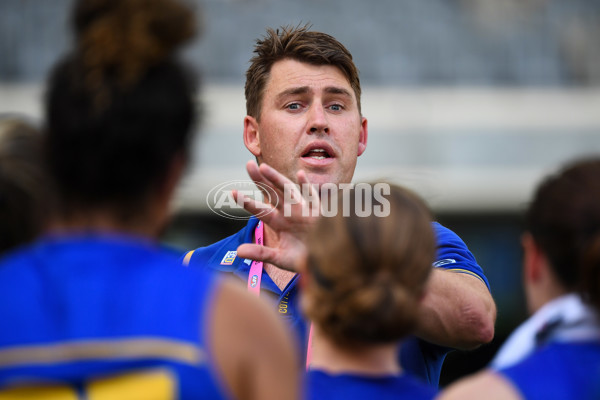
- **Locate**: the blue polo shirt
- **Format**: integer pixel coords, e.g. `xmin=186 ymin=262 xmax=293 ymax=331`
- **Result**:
xmin=185 ymin=217 xmax=491 ymax=386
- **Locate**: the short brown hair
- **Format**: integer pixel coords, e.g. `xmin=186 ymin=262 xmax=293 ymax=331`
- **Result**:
xmin=302 ymin=184 xmax=435 ymax=347
xmin=527 ymin=158 xmax=600 ymax=312
xmin=245 ymin=24 xmax=362 ymax=121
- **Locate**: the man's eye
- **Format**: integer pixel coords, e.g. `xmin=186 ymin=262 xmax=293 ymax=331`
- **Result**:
xmin=287 ymin=103 xmax=301 ymax=110
xmin=330 ymin=104 xmax=342 ymax=111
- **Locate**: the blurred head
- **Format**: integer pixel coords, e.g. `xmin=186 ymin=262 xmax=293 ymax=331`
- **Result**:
xmin=243 ymin=25 xmax=367 ymax=186
xmin=45 ymin=0 xmax=198 ymax=229
xmin=0 ymin=118 xmax=55 ymax=253
xmin=525 ymin=158 xmax=600 ymax=313
xmin=302 ymin=184 xmax=435 ymax=347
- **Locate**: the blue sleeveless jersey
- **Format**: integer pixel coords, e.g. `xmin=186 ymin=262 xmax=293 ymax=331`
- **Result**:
xmin=498 ymin=342 xmax=600 ymax=399
xmin=305 ymin=369 xmax=437 ymax=399
xmin=186 ymin=217 xmax=491 ymax=386
xmin=0 ymin=234 xmax=228 ymax=399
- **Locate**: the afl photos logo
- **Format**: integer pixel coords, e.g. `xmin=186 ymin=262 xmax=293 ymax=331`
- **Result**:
xmin=206 ymin=180 xmax=279 ymax=220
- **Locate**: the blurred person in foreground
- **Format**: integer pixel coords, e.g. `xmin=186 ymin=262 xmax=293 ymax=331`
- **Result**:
xmin=183 ymin=24 xmax=496 ymax=386
xmin=302 ymin=184 xmax=438 ymax=399
xmin=439 ymin=158 xmax=600 ymax=400
xmin=0 ymin=117 xmax=54 ymax=254
xmin=0 ymin=1 xmax=299 ymax=399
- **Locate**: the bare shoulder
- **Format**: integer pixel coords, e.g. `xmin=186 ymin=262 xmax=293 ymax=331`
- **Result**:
xmin=212 ymin=278 xmax=294 ymax=350
xmin=209 ymin=278 xmax=299 ymax=400
xmin=437 ymin=370 xmax=523 ymax=400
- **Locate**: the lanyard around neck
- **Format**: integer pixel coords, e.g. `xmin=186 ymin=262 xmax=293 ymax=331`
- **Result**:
xmin=247 ymin=221 xmax=264 ymax=296
xmin=246 ymin=220 xmax=313 ymax=369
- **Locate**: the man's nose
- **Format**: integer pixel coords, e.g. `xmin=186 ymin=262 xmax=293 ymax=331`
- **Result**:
xmin=308 ymin=105 xmax=329 ymax=134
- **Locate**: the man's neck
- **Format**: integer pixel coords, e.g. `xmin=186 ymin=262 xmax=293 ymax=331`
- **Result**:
xmin=262 ymin=223 xmax=296 ymax=291
xmin=310 ymin=327 xmax=402 ymax=376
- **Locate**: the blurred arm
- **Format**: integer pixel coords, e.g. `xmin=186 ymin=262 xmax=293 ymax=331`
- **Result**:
xmin=210 ymin=279 xmax=300 ymax=400
xmin=437 ymin=370 xmax=522 ymax=400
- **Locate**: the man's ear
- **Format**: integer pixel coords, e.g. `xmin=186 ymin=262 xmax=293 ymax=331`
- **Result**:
xmin=357 ymin=116 xmax=368 ymax=156
xmin=243 ymin=116 xmax=261 ymax=158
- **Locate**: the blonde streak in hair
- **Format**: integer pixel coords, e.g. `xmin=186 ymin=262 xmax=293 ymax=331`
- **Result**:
xmin=124 ymin=0 xmax=179 ymax=82
xmin=111 ymin=6 xmax=153 ymax=86
xmin=78 ymin=0 xmax=194 ymax=90
xmin=78 ymin=6 xmax=133 ymax=109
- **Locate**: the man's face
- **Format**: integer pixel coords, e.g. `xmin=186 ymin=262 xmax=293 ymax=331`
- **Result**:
xmin=244 ymin=58 xmax=368 ymax=187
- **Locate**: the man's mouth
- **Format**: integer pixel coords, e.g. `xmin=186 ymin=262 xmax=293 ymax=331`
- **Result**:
xmin=302 ymin=148 xmax=331 ymax=160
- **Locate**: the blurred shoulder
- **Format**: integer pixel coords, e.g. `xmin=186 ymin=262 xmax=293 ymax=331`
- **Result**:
xmin=438 ymin=370 xmax=522 ymax=400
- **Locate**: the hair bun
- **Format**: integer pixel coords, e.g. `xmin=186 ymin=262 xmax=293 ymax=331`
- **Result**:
xmin=73 ymin=0 xmax=196 ymax=87
xmin=336 ymin=281 xmax=420 ymax=343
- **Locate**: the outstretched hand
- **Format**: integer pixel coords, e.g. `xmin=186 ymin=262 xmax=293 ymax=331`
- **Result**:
xmin=232 ymin=161 xmax=320 ymax=273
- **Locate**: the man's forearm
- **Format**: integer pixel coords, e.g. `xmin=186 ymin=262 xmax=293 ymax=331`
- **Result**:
xmin=415 ymin=268 xmax=497 ymax=349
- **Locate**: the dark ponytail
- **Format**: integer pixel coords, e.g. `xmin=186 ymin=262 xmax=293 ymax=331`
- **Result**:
xmin=45 ymin=0 xmax=199 ymax=218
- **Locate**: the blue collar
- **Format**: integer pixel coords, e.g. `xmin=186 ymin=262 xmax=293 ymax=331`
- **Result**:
xmin=207 ymin=217 xmax=284 ymax=295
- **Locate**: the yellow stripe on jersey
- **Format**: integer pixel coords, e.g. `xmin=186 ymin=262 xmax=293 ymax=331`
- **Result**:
xmin=446 ymin=268 xmax=487 ymax=286
xmin=0 ymin=385 xmax=78 ymax=400
xmin=0 ymin=338 xmax=204 ymax=369
xmin=0 ymin=369 xmax=177 ymax=400
xmin=88 ymin=368 xmax=176 ymax=400
xmin=182 ymin=250 xmax=194 ymax=266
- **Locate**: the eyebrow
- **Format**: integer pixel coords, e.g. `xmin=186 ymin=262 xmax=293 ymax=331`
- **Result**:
xmin=324 ymin=86 xmax=353 ymax=98
xmin=275 ymin=86 xmax=353 ymax=102
xmin=276 ymin=86 xmax=310 ymax=102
